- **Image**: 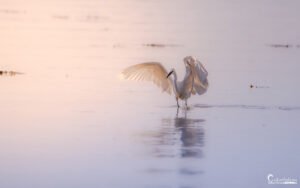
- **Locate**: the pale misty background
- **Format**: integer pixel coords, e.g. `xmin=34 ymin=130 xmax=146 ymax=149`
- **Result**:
xmin=0 ymin=0 xmax=299 ymax=188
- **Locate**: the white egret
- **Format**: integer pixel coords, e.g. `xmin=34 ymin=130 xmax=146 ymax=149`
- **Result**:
xmin=121 ymin=56 xmax=208 ymax=107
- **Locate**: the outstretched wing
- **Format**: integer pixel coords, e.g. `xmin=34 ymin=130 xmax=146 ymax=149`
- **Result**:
xmin=121 ymin=62 xmax=173 ymax=94
xmin=193 ymin=59 xmax=209 ymax=95
xmin=184 ymin=56 xmax=209 ymax=95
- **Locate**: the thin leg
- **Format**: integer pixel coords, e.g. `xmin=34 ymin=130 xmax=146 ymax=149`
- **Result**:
xmin=176 ymin=97 xmax=180 ymax=108
xmin=185 ymin=99 xmax=188 ymax=107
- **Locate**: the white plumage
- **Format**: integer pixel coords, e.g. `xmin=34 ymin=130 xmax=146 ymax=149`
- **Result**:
xmin=121 ymin=56 xmax=208 ymax=107
xmin=184 ymin=56 xmax=209 ymax=95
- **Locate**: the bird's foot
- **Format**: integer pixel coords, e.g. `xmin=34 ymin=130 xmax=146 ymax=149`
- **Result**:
xmin=182 ymin=105 xmax=190 ymax=110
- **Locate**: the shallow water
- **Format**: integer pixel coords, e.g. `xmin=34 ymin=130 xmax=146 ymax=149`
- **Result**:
xmin=0 ymin=0 xmax=300 ymax=187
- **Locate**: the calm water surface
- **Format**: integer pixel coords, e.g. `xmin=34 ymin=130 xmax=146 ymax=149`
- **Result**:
xmin=0 ymin=0 xmax=300 ymax=187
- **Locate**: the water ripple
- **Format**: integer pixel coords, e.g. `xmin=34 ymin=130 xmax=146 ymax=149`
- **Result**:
xmin=194 ymin=104 xmax=300 ymax=111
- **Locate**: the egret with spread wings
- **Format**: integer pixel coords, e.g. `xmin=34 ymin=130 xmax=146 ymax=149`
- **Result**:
xmin=121 ymin=56 xmax=208 ymax=107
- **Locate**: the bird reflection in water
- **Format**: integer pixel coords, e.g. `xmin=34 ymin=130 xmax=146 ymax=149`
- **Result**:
xmin=174 ymin=108 xmax=205 ymax=158
xmin=143 ymin=108 xmax=205 ymax=159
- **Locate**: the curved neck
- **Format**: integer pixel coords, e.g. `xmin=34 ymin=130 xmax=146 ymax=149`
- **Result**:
xmin=171 ymin=71 xmax=179 ymax=94
xmin=172 ymin=70 xmax=178 ymax=81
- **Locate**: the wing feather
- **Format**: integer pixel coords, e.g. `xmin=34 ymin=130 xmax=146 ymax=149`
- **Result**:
xmin=185 ymin=57 xmax=209 ymax=95
xmin=193 ymin=60 xmax=209 ymax=95
xmin=121 ymin=62 xmax=173 ymax=94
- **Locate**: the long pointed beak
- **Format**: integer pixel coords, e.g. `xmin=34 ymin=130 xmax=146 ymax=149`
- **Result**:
xmin=166 ymin=70 xmax=173 ymax=78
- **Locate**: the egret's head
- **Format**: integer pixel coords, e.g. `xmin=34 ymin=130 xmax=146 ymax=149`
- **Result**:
xmin=166 ymin=70 xmax=174 ymax=78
